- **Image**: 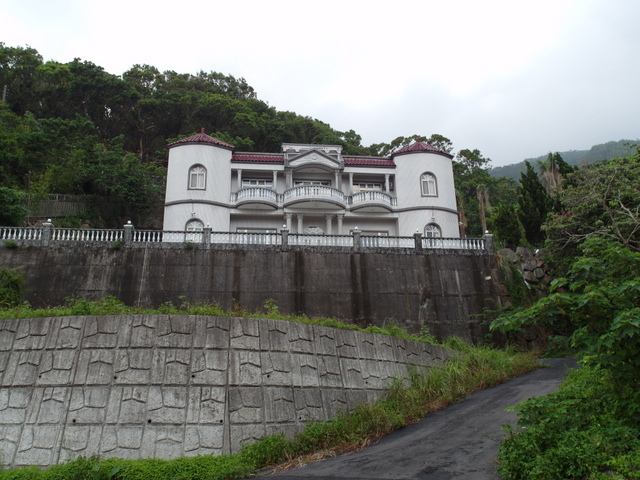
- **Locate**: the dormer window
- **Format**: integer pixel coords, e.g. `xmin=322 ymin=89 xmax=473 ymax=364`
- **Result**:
xmin=420 ymin=173 xmax=437 ymax=196
xmin=189 ymin=165 xmax=206 ymax=190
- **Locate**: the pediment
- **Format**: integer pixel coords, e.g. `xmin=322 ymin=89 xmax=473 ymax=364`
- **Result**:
xmin=287 ymin=149 xmax=343 ymax=170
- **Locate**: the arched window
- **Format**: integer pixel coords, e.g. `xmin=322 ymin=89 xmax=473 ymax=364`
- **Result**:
xmin=188 ymin=165 xmax=206 ymax=190
xmin=424 ymin=223 xmax=441 ymax=238
xmin=420 ymin=172 xmax=437 ymax=196
xmin=185 ymin=219 xmax=204 ymax=242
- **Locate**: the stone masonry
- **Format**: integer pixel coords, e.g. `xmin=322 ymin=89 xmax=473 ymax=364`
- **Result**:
xmin=0 ymin=315 xmax=453 ymax=468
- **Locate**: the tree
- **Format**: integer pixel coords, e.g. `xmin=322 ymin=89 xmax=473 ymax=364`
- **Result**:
xmin=544 ymin=153 xmax=640 ymax=260
xmin=492 ymin=237 xmax=640 ymax=392
xmin=425 ymin=134 xmax=453 ymax=154
xmin=0 ymin=43 xmax=43 ymax=114
xmin=518 ymin=161 xmax=552 ymax=246
xmin=0 ymin=187 xmax=27 ymax=225
xmin=492 ymin=203 xmax=522 ymax=248
xmin=456 ymin=148 xmax=491 ymax=173
xmin=538 ymin=152 xmax=575 ymax=195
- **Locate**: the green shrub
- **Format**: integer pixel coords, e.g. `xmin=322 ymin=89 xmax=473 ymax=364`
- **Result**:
xmin=0 ymin=267 xmax=25 ymax=308
xmin=498 ymin=366 xmax=640 ymax=480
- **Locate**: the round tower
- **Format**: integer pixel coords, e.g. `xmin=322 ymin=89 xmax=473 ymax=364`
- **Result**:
xmin=392 ymin=142 xmax=460 ymax=238
xmin=163 ymin=129 xmax=234 ymax=232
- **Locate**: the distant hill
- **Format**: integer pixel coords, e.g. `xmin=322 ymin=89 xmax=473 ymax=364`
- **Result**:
xmin=489 ymin=139 xmax=639 ymax=180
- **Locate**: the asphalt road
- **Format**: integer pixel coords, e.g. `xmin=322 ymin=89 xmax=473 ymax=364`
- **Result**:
xmin=255 ymin=358 xmax=577 ymax=480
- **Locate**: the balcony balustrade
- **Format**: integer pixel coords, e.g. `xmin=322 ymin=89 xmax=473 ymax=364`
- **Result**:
xmin=230 ymin=188 xmax=279 ymax=204
xmin=349 ymin=191 xmax=397 ymax=208
xmin=283 ymin=185 xmax=346 ymax=206
xmin=230 ymin=186 xmax=399 ymax=210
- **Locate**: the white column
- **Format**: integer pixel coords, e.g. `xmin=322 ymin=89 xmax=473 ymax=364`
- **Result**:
xmin=325 ymin=214 xmax=332 ymax=235
xmin=272 ymin=170 xmax=278 ymax=190
xmin=334 ymin=170 xmax=340 ymax=188
xmin=349 ymin=173 xmax=354 ymax=194
xmin=337 ymin=214 xmax=344 ymax=235
xmin=285 ymin=213 xmax=293 ymax=230
xmin=297 ymin=214 xmax=304 ymax=233
xmin=237 ymin=169 xmax=243 ymax=190
xmin=385 ymin=174 xmax=390 ymax=192
xmin=286 ymin=171 xmax=293 ymax=189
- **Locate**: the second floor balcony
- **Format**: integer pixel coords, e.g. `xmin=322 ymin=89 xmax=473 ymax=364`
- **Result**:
xmin=349 ymin=191 xmax=397 ymax=212
xmin=283 ymin=185 xmax=346 ymax=209
xmin=230 ymin=186 xmax=396 ymax=211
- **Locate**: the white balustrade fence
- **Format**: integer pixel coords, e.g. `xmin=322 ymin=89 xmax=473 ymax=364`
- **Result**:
xmin=0 ymin=225 xmax=488 ymax=252
xmin=349 ymin=191 xmax=397 ymax=207
xmin=288 ymin=234 xmax=354 ymax=247
xmin=0 ymin=227 xmax=42 ymax=241
xmin=283 ymin=186 xmax=346 ymax=204
xmin=52 ymin=228 xmax=123 ymax=242
xmin=361 ymin=235 xmax=415 ymax=248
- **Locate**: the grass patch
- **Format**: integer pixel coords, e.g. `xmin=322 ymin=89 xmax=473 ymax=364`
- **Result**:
xmin=0 ymin=296 xmax=437 ymax=344
xmin=0 ymin=343 xmax=539 ymax=479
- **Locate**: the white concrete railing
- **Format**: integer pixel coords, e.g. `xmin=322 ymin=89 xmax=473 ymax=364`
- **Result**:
xmin=350 ymin=191 xmax=397 ymax=207
xmin=0 ymin=225 xmax=489 ymax=252
xmin=288 ymin=234 xmax=354 ymax=247
xmin=361 ymin=235 xmax=414 ymax=248
xmin=0 ymin=227 xmax=42 ymax=241
xmin=230 ymin=188 xmax=279 ymax=204
xmin=282 ymin=185 xmax=346 ymax=205
xmin=211 ymin=231 xmax=283 ymax=246
xmin=52 ymin=228 xmax=123 ymax=242
xmin=421 ymin=236 xmax=486 ymax=250
xmin=229 ymin=187 xmax=400 ymax=210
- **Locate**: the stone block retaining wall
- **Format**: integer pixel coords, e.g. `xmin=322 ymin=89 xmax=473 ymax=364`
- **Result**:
xmin=0 ymin=315 xmax=452 ymax=468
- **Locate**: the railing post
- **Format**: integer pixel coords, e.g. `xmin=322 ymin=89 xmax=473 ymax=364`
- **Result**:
xmin=124 ymin=221 xmax=134 ymax=246
xmin=203 ymin=225 xmax=212 ymax=249
xmin=281 ymin=225 xmax=289 ymax=248
xmin=42 ymin=219 xmax=53 ymax=246
xmin=352 ymin=227 xmax=361 ymax=251
xmin=483 ymin=232 xmax=493 ymax=254
xmin=414 ymin=231 xmax=423 ymax=252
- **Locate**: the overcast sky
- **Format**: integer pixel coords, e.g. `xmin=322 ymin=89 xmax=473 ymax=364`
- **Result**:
xmin=3 ymin=0 xmax=639 ymax=166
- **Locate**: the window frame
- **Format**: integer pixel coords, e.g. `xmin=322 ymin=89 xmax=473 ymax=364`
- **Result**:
xmin=420 ymin=172 xmax=438 ymax=197
xmin=185 ymin=219 xmax=205 ymax=242
xmin=424 ymin=223 xmax=441 ymax=238
xmin=242 ymin=178 xmax=274 ymax=188
xmin=294 ymin=180 xmax=330 ymax=187
xmin=188 ymin=165 xmax=207 ymax=190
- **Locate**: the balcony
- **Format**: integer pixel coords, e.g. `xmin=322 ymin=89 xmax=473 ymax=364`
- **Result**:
xmin=230 ymin=186 xmax=399 ymax=212
xmin=282 ymin=185 xmax=347 ymax=210
xmin=349 ymin=191 xmax=397 ymax=212
xmin=230 ymin=188 xmax=279 ymax=210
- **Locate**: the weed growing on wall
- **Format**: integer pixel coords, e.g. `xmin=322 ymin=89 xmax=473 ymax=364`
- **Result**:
xmin=0 ymin=297 xmax=442 ymax=345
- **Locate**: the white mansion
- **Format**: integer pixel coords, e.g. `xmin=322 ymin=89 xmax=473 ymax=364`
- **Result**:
xmin=162 ymin=130 xmax=461 ymax=238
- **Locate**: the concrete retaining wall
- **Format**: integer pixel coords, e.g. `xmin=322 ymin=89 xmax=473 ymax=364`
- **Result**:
xmin=0 ymin=245 xmax=505 ymax=342
xmin=0 ymin=315 xmax=453 ymax=468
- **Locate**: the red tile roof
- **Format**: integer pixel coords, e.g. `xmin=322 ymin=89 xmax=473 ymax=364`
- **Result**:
xmin=392 ymin=141 xmax=453 ymax=158
xmin=344 ymin=157 xmax=395 ymax=167
xmin=167 ymin=129 xmax=234 ymax=150
xmin=232 ymin=153 xmax=284 ymax=163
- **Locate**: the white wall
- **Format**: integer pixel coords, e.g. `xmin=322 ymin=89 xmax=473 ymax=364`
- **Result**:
xmin=163 ymin=144 xmax=233 ymax=231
